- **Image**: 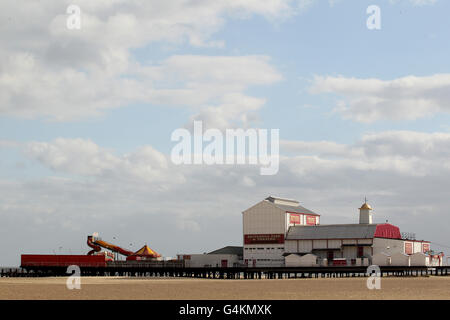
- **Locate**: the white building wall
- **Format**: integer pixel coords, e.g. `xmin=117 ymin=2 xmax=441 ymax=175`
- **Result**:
xmin=372 ymin=252 xmax=391 ymax=266
xmin=313 ymin=240 xmax=327 ymax=249
xmin=430 ymin=255 xmax=443 ymax=266
xmin=328 ymin=240 xmax=341 ymax=249
xmin=410 ymin=252 xmax=429 ymax=266
xmin=272 ymin=198 xmax=299 ymax=206
xmin=242 ymin=199 xmax=321 ymax=267
xmin=391 ymin=252 xmax=410 ymax=266
xmin=243 ymin=244 xmax=285 ymax=267
xmin=284 ymin=240 xmax=297 ymax=253
xmin=413 ymin=242 xmax=422 ymax=254
xmin=243 ymin=201 xmax=286 ymax=266
xmin=342 ymin=246 xmax=357 ymax=259
xmin=298 ymin=240 xmax=313 ymax=253
xmin=186 ymin=254 xmax=240 ymax=268
xmin=285 ymin=254 xmax=318 ymax=267
xmin=243 ymin=200 xmax=285 ymax=235
xmin=372 ymin=238 xmax=405 ymax=255
xmin=286 ymin=239 xmax=371 ymax=259
xmin=286 ymin=213 xmax=299 ymax=229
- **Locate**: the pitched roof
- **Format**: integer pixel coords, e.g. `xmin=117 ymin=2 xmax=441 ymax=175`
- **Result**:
xmin=286 ymin=224 xmax=378 ymax=240
xmin=132 ymin=245 xmax=161 ymax=258
xmin=265 ymin=196 xmax=299 ymax=205
xmin=272 ymin=203 xmax=320 ymax=216
xmin=264 ymin=196 xmax=320 ymax=216
xmin=208 ymin=246 xmax=243 ymax=256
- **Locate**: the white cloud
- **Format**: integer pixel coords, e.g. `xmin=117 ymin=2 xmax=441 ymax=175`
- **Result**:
xmin=389 ymin=0 xmax=438 ymax=6
xmin=0 ymin=53 xmax=281 ymax=125
xmin=25 ymin=138 xmax=184 ymax=187
xmin=0 ymin=140 xmax=20 ymax=148
xmin=2 ymin=131 xmax=450 ymax=264
xmin=282 ymin=131 xmax=450 ymax=177
xmin=26 ymin=138 xmax=120 ymax=176
xmin=309 ymin=74 xmax=450 ymax=122
xmin=0 ymin=1 xmax=289 ymax=124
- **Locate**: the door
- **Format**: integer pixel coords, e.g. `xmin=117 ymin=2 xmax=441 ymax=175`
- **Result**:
xmin=327 ymin=251 xmax=334 ymax=261
xmin=221 ymin=260 xmax=228 ymax=268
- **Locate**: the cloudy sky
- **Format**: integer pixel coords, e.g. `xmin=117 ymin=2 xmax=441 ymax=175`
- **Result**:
xmin=1 ymin=0 xmax=450 ymax=266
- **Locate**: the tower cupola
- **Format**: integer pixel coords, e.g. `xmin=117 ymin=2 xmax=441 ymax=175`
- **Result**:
xmin=359 ymin=199 xmax=373 ymax=224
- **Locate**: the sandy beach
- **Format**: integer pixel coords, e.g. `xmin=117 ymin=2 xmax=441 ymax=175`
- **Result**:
xmin=1 ymin=276 xmax=449 ymax=300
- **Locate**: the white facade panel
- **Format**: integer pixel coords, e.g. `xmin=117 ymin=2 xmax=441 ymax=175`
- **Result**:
xmin=372 ymin=252 xmax=391 ymax=266
xmin=285 ymin=254 xmax=318 ymax=267
xmin=186 ymin=254 xmax=240 ymax=268
xmin=413 ymin=242 xmax=422 ymax=254
xmin=272 ymin=198 xmax=299 ymax=206
xmin=342 ymin=239 xmax=357 ymax=245
xmin=243 ymin=200 xmax=287 ymax=266
xmin=390 ymin=252 xmax=410 ymax=266
xmin=298 ymin=240 xmax=313 ymax=253
xmin=328 ymin=240 xmax=341 ymax=249
xmin=243 ymin=200 xmax=285 ymax=235
xmin=372 ymin=238 xmax=405 ymax=256
xmin=284 ymin=240 xmax=298 ymax=253
xmin=430 ymin=255 xmax=443 ymax=266
xmin=286 ymin=213 xmax=304 ymax=229
xmin=342 ymin=246 xmax=357 ymax=259
xmin=243 ymin=244 xmax=285 ymax=267
xmin=313 ymin=240 xmax=327 ymax=249
xmin=410 ymin=252 xmax=429 ymax=266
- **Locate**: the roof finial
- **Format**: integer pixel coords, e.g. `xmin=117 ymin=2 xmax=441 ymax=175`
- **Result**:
xmin=364 ymin=196 xmax=367 ymax=204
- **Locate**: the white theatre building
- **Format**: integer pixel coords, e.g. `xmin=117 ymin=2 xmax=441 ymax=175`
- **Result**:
xmin=243 ymin=196 xmax=443 ymax=267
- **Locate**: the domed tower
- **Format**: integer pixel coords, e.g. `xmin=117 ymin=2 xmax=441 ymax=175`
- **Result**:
xmin=359 ymin=199 xmax=373 ymax=224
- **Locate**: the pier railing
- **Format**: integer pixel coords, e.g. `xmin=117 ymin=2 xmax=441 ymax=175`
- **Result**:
xmin=4 ymin=264 xmax=449 ymax=278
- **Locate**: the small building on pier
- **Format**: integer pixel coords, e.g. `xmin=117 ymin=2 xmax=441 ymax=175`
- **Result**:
xmin=372 ymin=252 xmax=391 ymax=266
xmin=179 ymin=246 xmax=243 ymax=268
xmin=285 ymin=253 xmax=318 ymax=267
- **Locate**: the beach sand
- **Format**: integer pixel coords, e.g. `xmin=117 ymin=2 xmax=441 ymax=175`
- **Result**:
xmin=1 ymin=276 xmax=450 ymax=300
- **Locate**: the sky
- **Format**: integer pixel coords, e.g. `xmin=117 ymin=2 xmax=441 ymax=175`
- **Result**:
xmin=1 ymin=0 xmax=450 ymax=266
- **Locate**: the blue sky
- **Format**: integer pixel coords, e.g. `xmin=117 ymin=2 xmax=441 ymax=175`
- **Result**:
xmin=1 ymin=0 xmax=450 ymax=266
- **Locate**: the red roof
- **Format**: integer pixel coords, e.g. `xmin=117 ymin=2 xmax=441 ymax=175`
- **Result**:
xmin=374 ymin=223 xmax=401 ymax=239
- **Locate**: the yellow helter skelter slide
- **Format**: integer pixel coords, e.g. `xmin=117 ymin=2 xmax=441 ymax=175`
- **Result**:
xmin=87 ymin=233 xmax=161 ymax=259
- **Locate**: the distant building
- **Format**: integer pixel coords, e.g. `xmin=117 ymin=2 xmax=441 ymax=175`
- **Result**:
xmin=179 ymin=196 xmax=443 ymax=268
xmin=242 ymin=196 xmax=320 ymax=267
xmin=178 ymin=246 xmax=243 ymax=268
xmin=242 ymin=196 xmax=441 ymax=267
